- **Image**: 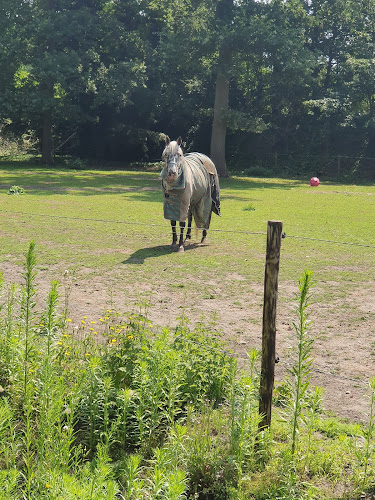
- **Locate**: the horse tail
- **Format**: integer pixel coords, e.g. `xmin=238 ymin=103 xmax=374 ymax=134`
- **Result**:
xmin=211 ymin=174 xmax=221 ymax=217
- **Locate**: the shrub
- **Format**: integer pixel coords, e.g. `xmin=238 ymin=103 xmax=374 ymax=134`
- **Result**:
xmin=63 ymin=157 xmax=87 ymax=170
xmin=8 ymin=185 xmax=25 ymax=195
xmin=242 ymin=203 xmax=255 ymax=212
xmin=0 ymin=122 xmax=38 ymax=156
xmin=74 ymin=316 xmax=237 ymax=458
xmin=244 ymin=165 xmax=273 ymax=177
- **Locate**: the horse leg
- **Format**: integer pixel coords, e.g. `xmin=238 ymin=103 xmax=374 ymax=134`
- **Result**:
xmin=178 ymin=221 xmax=185 ymax=252
xmin=201 ymin=228 xmax=208 ymax=245
xmin=171 ymin=220 xmax=178 ymax=248
xmin=185 ymin=211 xmax=193 ymax=243
xmin=201 ymin=212 xmax=212 ymax=245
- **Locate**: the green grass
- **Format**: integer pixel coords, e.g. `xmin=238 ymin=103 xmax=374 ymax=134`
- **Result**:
xmin=0 ymin=166 xmax=373 ymax=284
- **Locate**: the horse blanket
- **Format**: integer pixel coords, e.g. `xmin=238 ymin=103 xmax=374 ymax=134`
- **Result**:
xmin=161 ymin=153 xmax=221 ymax=229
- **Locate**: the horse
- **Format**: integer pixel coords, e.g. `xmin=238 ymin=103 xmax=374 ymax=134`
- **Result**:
xmin=161 ymin=136 xmax=221 ymax=252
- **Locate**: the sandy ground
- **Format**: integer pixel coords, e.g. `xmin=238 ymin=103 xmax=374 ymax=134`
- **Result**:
xmin=2 ymin=259 xmax=375 ymax=424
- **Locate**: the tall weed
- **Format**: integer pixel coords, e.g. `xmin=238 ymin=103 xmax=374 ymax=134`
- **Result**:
xmin=288 ymin=270 xmax=315 ymax=457
xmin=359 ymin=377 xmax=375 ymax=491
xmin=230 ymin=349 xmax=265 ymax=491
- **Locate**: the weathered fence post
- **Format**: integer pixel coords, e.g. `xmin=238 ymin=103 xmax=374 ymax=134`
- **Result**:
xmin=258 ymin=220 xmax=283 ymax=430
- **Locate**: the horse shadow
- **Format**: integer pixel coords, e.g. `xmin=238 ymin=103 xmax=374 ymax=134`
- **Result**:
xmin=122 ymin=242 xmax=202 ymax=264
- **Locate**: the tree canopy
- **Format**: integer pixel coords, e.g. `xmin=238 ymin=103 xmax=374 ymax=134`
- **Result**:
xmin=0 ymin=0 xmax=374 ymax=178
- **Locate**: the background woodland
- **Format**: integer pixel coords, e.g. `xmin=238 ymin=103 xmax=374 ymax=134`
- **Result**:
xmin=1 ymin=0 xmax=375 ymax=179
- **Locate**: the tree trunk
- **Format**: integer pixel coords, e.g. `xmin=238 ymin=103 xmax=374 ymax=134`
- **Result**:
xmin=210 ymin=45 xmax=232 ymax=178
xmin=40 ymin=0 xmax=55 ymax=165
xmin=323 ymin=52 xmax=333 ymax=92
xmin=41 ymin=109 xmax=54 ymax=165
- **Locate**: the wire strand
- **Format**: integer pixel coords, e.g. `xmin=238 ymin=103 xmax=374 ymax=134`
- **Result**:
xmin=284 ymin=233 xmax=375 ymax=249
xmin=1 ymin=209 xmax=375 ymax=249
xmin=171 ymin=336 xmax=371 ymax=386
xmin=0 ymin=209 xmax=267 ymax=236
xmin=278 ymin=359 xmax=369 ymax=386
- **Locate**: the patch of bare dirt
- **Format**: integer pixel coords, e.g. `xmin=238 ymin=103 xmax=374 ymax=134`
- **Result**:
xmin=2 ymin=259 xmax=374 ymax=423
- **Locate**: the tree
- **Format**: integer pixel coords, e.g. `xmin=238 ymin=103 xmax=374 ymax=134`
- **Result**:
xmin=303 ymin=0 xmax=375 ymax=158
xmin=0 ymin=0 xmax=147 ymax=164
xmin=147 ymin=0 xmax=266 ymax=177
xmin=1 ymin=0 xmax=374 ymax=177
xmin=209 ymin=0 xmax=234 ymax=178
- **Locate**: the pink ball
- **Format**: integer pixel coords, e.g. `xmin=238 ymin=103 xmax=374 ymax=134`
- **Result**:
xmin=310 ymin=177 xmax=320 ymax=186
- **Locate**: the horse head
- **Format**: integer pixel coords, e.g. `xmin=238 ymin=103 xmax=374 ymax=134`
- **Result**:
xmin=162 ymin=136 xmax=183 ymax=182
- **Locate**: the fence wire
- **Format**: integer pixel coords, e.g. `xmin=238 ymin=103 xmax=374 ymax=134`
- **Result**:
xmin=284 ymin=233 xmax=375 ymax=249
xmin=0 ymin=209 xmax=375 ymax=249
xmin=172 ymin=335 xmax=371 ymax=388
xmin=277 ymin=359 xmax=369 ymax=387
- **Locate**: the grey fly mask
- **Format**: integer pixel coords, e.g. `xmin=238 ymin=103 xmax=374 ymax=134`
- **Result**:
xmin=162 ymin=136 xmax=184 ymax=183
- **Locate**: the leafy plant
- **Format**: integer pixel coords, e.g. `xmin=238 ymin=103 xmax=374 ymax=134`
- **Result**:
xmin=184 ymin=405 xmax=235 ymax=499
xmin=7 ymin=185 xmax=25 ymax=195
xmin=63 ymin=157 xmax=87 ymax=170
xmin=360 ymin=377 xmax=375 ymax=490
xmin=230 ymin=349 xmax=264 ymax=488
xmin=174 ymin=323 xmax=237 ymax=409
xmin=244 ymin=166 xmax=273 ymax=178
xmin=243 ymin=203 xmax=255 ymax=211
xmin=269 ymin=271 xmax=318 ymax=499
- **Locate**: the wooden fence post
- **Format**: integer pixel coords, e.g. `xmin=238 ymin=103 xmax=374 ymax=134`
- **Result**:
xmin=258 ymin=220 xmax=283 ymax=430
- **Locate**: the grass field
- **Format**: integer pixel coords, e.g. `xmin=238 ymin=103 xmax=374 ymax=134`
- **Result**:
xmin=1 ymin=166 xmax=373 ymax=274
xmin=0 ymin=163 xmax=374 ymax=421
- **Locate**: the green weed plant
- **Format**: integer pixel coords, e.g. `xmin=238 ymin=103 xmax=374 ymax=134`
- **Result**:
xmin=7 ymin=185 xmax=25 ymax=195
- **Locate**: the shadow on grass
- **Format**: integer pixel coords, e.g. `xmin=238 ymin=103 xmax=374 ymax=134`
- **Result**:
xmin=3 ymin=162 xmax=370 ymax=202
xmin=0 ymin=160 xmax=305 ymax=198
xmin=123 ymin=242 xmax=202 ymax=264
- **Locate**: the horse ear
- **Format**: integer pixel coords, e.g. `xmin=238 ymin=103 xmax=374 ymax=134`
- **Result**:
xmin=177 ymin=136 xmax=182 ymax=145
xmin=165 ymin=135 xmax=170 ymax=145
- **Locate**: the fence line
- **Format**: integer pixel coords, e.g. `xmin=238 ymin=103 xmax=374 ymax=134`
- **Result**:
xmin=278 ymin=360 xmax=369 ymax=387
xmin=174 ymin=336 xmax=371 ymax=388
xmin=167 ymin=335 xmax=370 ymax=388
xmin=1 ymin=209 xmax=375 ymax=250
xmin=0 ymin=209 xmax=267 ymax=236
xmin=283 ymin=233 xmax=375 ymax=249
xmin=242 ymin=151 xmax=375 ymax=180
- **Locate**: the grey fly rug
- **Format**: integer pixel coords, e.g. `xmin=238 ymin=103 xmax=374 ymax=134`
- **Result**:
xmin=161 ymin=152 xmax=221 ymax=229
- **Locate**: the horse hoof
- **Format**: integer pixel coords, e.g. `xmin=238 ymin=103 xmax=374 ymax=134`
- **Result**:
xmin=200 ymin=237 xmax=208 ymax=245
xmin=178 ymin=245 xmax=185 ymax=253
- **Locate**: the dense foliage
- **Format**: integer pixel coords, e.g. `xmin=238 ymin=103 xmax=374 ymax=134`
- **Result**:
xmin=0 ymin=0 xmax=375 ymax=178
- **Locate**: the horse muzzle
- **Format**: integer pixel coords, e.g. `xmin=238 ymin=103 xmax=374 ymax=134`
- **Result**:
xmin=166 ymin=172 xmax=178 ymax=182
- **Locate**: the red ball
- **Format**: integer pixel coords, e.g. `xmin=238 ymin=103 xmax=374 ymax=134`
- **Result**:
xmin=310 ymin=177 xmax=320 ymax=186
